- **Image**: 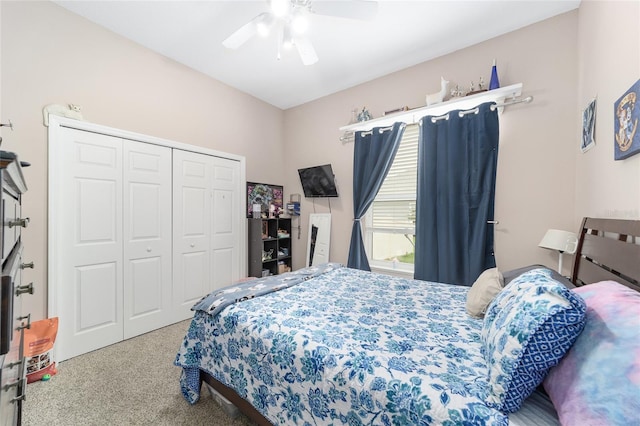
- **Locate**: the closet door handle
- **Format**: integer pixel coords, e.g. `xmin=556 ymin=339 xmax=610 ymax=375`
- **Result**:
xmin=20 ymin=262 xmax=34 ymax=269
xmin=487 ymin=220 xmax=499 ymax=224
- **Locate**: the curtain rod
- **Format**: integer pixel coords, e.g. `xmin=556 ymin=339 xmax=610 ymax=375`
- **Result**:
xmin=429 ymin=95 xmax=534 ymax=123
xmin=340 ymin=92 xmax=533 ymax=143
xmin=357 ymin=125 xmax=395 ymax=136
xmin=340 ymin=84 xmax=524 ymax=134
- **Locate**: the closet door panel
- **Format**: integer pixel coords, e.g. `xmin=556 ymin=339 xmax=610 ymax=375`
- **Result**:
xmin=181 ymin=251 xmax=209 ymax=301
xmin=54 ymin=127 xmax=124 ymax=361
xmin=129 ymin=257 xmax=162 ymax=314
xmin=211 ymin=248 xmax=233 ymax=291
xmin=123 ymin=141 xmax=172 ymax=339
xmin=173 ymin=150 xmax=211 ymax=321
xmin=182 ymin=187 xmax=207 ymax=236
xmin=211 ymin=157 xmax=241 ymax=291
xmin=76 ymin=263 xmax=119 ymax=329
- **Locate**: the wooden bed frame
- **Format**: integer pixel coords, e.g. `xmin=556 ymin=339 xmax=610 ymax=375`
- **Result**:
xmin=200 ymin=217 xmax=640 ymax=425
xmin=571 ymin=217 xmax=640 ymax=292
xmin=202 ymin=372 xmax=272 ymax=425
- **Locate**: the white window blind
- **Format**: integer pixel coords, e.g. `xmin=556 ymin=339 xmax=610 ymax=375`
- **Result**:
xmin=365 ymin=123 xmax=419 ymax=272
xmin=371 ymin=123 xmax=418 ymax=233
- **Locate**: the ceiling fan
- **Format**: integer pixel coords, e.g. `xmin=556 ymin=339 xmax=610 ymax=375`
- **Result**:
xmin=222 ymin=0 xmax=379 ymax=65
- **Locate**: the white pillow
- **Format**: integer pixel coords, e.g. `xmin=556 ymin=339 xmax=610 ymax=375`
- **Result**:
xmin=466 ymin=267 xmax=504 ymax=318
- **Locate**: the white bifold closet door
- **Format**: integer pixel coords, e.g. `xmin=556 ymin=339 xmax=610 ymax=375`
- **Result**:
xmin=172 ymin=150 xmax=240 ymax=321
xmin=51 ymin=123 xmax=243 ymax=361
xmin=123 ymin=140 xmax=172 ymax=338
xmin=53 ymin=127 xmax=172 ymax=361
xmin=54 ymin=128 xmax=124 ymax=361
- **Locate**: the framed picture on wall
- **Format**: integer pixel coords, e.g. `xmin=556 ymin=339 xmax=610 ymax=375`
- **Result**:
xmin=246 ymin=182 xmax=283 ymax=218
xmin=614 ymin=78 xmax=639 ymax=161
xmin=581 ymin=98 xmax=596 ymax=152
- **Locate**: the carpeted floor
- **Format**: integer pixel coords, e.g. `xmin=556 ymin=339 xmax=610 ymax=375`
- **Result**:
xmin=22 ymin=320 xmax=253 ymax=426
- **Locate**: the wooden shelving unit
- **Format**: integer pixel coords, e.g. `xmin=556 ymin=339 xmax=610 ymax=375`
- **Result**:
xmin=248 ymin=218 xmax=292 ymax=278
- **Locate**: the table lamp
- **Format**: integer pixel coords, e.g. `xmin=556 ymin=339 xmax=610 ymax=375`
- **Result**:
xmin=538 ymin=229 xmax=578 ymax=274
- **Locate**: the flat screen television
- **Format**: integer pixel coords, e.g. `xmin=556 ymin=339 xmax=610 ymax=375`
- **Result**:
xmin=298 ymin=164 xmax=339 ymax=198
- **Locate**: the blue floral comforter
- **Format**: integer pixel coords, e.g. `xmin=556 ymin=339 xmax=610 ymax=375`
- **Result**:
xmin=175 ymin=265 xmax=507 ymax=425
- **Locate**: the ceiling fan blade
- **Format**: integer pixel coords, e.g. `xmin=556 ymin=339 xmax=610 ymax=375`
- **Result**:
xmin=310 ymin=1 xmax=378 ymax=21
xmin=295 ymin=36 xmax=318 ymax=65
xmin=277 ymin=23 xmax=284 ymax=60
xmin=222 ymin=13 xmax=264 ymax=49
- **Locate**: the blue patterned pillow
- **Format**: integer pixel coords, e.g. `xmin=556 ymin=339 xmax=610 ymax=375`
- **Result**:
xmin=481 ymin=268 xmax=586 ymax=413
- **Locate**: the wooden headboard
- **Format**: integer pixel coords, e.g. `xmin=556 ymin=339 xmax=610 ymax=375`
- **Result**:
xmin=571 ymin=217 xmax=640 ymax=292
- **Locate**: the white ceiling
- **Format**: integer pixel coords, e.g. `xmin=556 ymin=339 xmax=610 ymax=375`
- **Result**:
xmin=54 ymin=0 xmax=580 ymax=110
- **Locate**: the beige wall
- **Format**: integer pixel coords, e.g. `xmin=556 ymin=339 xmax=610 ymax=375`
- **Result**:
xmin=284 ymin=11 xmax=583 ymax=274
xmin=2 ymin=1 xmax=638 ymax=321
xmin=1 ymin=1 xmax=286 ymax=321
xmin=575 ymin=0 xmax=640 ymax=221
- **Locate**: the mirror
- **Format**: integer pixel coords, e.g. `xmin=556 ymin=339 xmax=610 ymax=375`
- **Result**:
xmin=306 ymin=213 xmax=331 ymax=267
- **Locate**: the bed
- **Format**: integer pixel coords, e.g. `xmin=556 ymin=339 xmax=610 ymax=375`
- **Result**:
xmin=175 ymin=217 xmax=639 ymax=425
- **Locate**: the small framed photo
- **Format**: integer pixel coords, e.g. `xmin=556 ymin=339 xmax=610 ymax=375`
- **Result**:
xmin=246 ymin=182 xmax=283 ymax=218
xmin=614 ymin=79 xmax=640 ymax=161
xmin=581 ymin=98 xmax=596 ymax=153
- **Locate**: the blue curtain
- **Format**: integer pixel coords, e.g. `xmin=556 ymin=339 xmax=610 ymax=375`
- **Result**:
xmin=414 ymin=102 xmax=499 ymax=286
xmin=347 ymin=122 xmax=406 ymax=270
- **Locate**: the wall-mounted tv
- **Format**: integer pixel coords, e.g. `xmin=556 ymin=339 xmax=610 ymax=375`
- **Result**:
xmin=298 ymin=164 xmax=339 ymax=198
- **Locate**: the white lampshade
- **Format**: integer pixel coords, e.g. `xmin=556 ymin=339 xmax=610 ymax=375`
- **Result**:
xmin=538 ymin=229 xmax=578 ymax=254
xmin=539 ymin=229 xmax=578 ymax=274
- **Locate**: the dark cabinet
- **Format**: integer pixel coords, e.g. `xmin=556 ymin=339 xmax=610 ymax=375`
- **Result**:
xmin=248 ymin=218 xmax=292 ymax=278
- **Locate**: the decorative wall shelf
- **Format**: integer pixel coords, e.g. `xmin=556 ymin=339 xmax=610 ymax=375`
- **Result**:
xmin=340 ymin=83 xmax=524 ymax=132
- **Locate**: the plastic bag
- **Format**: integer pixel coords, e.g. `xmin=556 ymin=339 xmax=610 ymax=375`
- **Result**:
xmin=23 ymin=317 xmax=58 ymax=383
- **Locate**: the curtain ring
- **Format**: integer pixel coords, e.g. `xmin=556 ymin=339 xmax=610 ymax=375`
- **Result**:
xmin=431 ymin=113 xmax=449 ymax=123
xmin=458 ymin=107 xmax=479 ymax=118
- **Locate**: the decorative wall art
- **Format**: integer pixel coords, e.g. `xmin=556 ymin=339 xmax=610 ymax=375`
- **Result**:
xmin=581 ymin=98 xmax=596 ymax=152
xmin=614 ymin=78 xmax=639 ymax=160
xmin=246 ymin=182 xmax=283 ymax=218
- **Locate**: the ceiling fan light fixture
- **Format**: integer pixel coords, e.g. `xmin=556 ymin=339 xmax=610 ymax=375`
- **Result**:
xmin=291 ymin=11 xmax=309 ymax=35
xmin=256 ymin=13 xmax=274 ymax=37
xmin=270 ymin=0 xmax=291 ymax=17
xmin=282 ymin=24 xmax=295 ymax=50
xmin=224 ymin=0 xmax=379 ymax=65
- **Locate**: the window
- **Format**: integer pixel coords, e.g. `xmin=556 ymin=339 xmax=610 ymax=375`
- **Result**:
xmin=364 ymin=124 xmax=419 ymax=272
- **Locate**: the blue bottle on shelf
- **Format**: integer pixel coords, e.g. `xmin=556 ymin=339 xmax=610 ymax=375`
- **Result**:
xmin=489 ymin=59 xmax=500 ymax=90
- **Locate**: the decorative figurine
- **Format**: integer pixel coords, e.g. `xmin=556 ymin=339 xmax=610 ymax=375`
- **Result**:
xmin=450 ymin=84 xmax=465 ymax=98
xmin=478 ymin=76 xmax=485 ymax=91
xmin=426 ymin=76 xmax=450 ymax=105
xmin=489 ymin=59 xmax=500 ymax=90
xmin=262 ymin=249 xmax=274 ymax=262
xmin=357 ymin=107 xmax=372 ymax=122
xmin=349 ymin=109 xmax=358 ymax=124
